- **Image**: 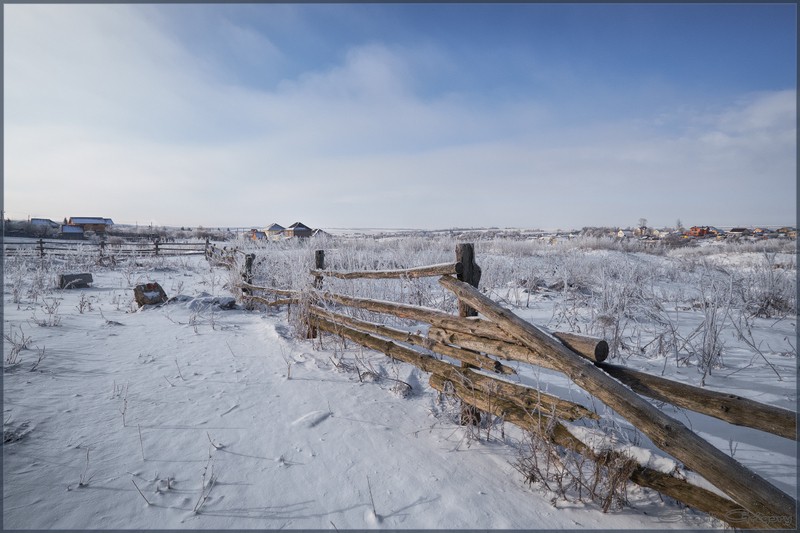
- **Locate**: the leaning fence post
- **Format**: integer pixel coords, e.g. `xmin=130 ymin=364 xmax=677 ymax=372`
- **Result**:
xmin=242 ymin=254 xmax=255 ymax=295
xmin=455 ymin=243 xmax=483 ymax=425
xmin=38 ymin=238 xmax=45 ymax=258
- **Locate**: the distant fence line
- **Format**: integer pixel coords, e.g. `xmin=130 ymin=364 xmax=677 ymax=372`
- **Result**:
xmin=3 ymin=238 xmax=210 ymax=260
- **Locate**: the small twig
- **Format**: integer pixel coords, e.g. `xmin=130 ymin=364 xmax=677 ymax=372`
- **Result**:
xmin=131 ymin=479 xmax=151 ymax=505
xmin=366 ymin=475 xmax=377 ymax=515
xmin=163 ymin=375 xmax=175 ymax=387
xmin=138 ymin=424 xmax=146 ymax=461
xmin=206 ymin=432 xmax=224 ymax=450
xmin=175 ymin=358 xmax=186 ymax=381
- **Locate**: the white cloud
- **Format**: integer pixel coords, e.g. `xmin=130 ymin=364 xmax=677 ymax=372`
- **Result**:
xmin=4 ymin=5 xmax=795 ymax=229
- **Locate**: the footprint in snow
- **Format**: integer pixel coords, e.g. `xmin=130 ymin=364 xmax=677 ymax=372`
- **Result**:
xmin=291 ymin=410 xmax=331 ymax=429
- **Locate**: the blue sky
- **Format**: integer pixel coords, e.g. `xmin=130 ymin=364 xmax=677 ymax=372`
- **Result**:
xmin=4 ymin=3 xmax=797 ymax=230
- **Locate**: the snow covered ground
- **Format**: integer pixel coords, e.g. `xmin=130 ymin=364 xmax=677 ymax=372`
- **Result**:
xmin=2 ymin=239 xmax=796 ymax=529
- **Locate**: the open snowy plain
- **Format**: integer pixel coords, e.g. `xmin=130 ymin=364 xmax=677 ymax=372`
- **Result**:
xmin=2 ymin=235 xmax=796 ymax=529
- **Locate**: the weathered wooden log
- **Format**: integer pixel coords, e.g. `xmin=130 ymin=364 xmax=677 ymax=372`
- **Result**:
xmin=596 ymin=362 xmax=797 ymax=441
xmin=240 ymin=282 xmax=299 ymax=298
xmin=429 ymin=326 xmax=609 ymax=365
xmin=308 ymin=306 xmax=516 ymax=375
xmin=430 ymin=375 xmax=774 ymax=529
xmin=438 ymin=275 xmax=796 ymax=527
xmin=242 ymin=295 xmax=299 ymax=307
xmin=310 ymin=262 xmax=461 ymax=280
xmin=311 ymin=314 xmax=595 ymax=422
xmin=58 ymin=273 xmax=93 ymax=289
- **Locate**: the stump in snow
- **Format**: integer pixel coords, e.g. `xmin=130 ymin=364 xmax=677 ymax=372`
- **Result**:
xmin=134 ymin=282 xmax=168 ymax=307
xmin=59 ymin=273 xmax=93 ymax=289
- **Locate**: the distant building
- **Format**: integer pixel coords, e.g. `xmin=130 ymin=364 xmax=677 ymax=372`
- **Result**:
xmin=688 ymin=226 xmax=710 ymax=237
xmin=68 ymin=217 xmax=114 ymax=233
xmin=284 ymin=222 xmax=313 ymax=238
xmin=249 ymin=229 xmax=267 ymax=240
xmin=60 ymin=224 xmax=85 ymax=239
xmin=265 ymin=223 xmax=285 ymax=239
xmin=727 ymin=227 xmax=751 ymax=238
xmin=312 ymin=228 xmax=331 ymax=239
xmin=30 ymin=218 xmax=59 ymax=229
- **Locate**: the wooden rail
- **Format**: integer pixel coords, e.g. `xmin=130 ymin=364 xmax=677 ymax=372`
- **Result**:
xmin=310 ymin=262 xmax=461 ymax=280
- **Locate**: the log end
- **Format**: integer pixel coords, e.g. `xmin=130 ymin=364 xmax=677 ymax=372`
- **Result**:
xmin=594 ymin=340 xmax=609 ymax=362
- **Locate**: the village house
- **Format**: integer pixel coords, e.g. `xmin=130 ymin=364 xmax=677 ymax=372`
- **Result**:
xmin=284 ymin=222 xmax=313 ymax=238
xmin=30 ymin=218 xmax=60 ymax=229
xmin=265 ymin=223 xmax=285 ymax=239
xmin=249 ymin=229 xmax=267 ymax=240
xmin=727 ymin=227 xmax=751 ymax=239
xmin=68 ymin=217 xmax=114 ymax=234
xmin=687 ymin=226 xmax=710 ymax=237
xmin=60 ymin=224 xmax=85 ymax=239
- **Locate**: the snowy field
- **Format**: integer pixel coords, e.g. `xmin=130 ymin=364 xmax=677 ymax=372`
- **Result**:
xmin=2 ymin=236 xmax=796 ymax=529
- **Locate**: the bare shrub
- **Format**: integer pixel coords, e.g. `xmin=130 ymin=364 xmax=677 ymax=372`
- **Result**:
xmin=513 ymin=416 xmax=637 ymax=512
xmin=4 ymin=325 xmax=33 ymax=367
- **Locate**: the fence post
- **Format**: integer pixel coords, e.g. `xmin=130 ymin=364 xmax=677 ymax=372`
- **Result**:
xmin=455 ymin=243 xmax=483 ymax=425
xmin=154 ymin=239 xmax=160 ymax=256
xmin=242 ymin=253 xmax=255 ymax=297
xmin=313 ymin=250 xmax=325 ymax=289
xmin=204 ymin=237 xmax=211 ymax=259
xmin=38 ymin=238 xmax=44 ymax=258
xmin=306 ymin=250 xmax=325 ymax=339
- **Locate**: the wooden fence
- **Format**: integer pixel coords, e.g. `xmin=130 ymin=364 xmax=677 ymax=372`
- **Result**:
xmin=231 ymin=244 xmax=796 ymax=528
xmin=3 ymin=238 xmax=210 ymax=261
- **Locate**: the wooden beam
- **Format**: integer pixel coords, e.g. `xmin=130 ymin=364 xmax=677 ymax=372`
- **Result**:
xmin=429 ymin=326 xmax=609 ymax=365
xmin=596 ymin=362 xmax=797 ymax=441
xmin=438 ymin=275 xmax=796 ymax=526
xmin=240 ymin=282 xmax=299 ymax=298
xmin=310 ymin=262 xmax=461 ymax=280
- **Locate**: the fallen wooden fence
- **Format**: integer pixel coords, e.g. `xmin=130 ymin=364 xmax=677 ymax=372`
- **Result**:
xmin=238 ymin=244 xmax=797 ymax=529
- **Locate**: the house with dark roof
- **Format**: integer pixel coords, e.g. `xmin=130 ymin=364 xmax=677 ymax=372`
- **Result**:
xmin=284 ymin=222 xmax=313 ymax=238
xmin=60 ymin=224 xmax=85 ymax=239
xmin=31 ymin=218 xmax=60 ymax=229
xmin=265 ymin=223 xmax=285 ymax=238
